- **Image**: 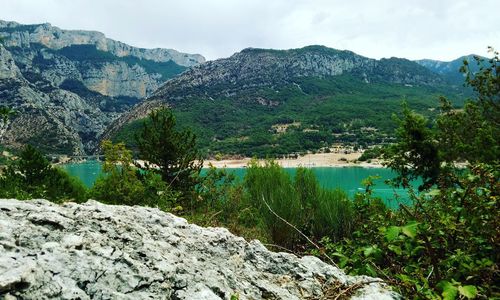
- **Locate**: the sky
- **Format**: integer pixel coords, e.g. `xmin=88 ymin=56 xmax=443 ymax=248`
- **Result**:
xmin=0 ymin=0 xmax=498 ymax=61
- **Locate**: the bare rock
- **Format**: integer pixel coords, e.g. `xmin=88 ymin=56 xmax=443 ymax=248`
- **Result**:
xmin=0 ymin=199 xmax=400 ymax=299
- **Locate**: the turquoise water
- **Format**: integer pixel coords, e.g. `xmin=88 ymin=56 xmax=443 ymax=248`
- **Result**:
xmin=62 ymin=161 xmax=103 ymax=187
xmin=226 ymin=167 xmax=413 ymax=207
xmin=62 ymin=161 xmax=414 ymax=206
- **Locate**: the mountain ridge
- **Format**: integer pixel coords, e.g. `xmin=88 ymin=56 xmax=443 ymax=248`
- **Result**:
xmin=415 ymin=54 xmax=484 ymax=84
xmin=0 ymin=20 xmax=473 ymax=156
xmin=0 ymin=20 xmax=204 ymax=155
xmin=0 ymin=20 xmax=205 ymax=67
xmin=109 ymin=45 xmax=468 ymax=157
xmin=144 ymin=44 xmax=444 ymax=106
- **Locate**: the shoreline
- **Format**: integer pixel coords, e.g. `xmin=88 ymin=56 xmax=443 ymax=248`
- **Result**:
xmin=203 ymin=152 xmax=385 ymax=169
xmin=57 ymin=152 xmax=386 ymax=169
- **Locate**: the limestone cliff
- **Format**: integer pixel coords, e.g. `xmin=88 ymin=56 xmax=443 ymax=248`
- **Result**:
xmin=0 ymin=20 xmax=204 ymax=67
xmin=0 ymin=20 xmax=204 ymax=154
xmin=149 ymin=45 xmax=443 ymax=102
xmin=0 ymin=199 xmax=399 ymax=299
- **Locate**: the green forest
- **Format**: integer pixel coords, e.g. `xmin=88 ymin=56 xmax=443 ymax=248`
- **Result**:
xmin=114 ymin=72 xmax=470 ymax=158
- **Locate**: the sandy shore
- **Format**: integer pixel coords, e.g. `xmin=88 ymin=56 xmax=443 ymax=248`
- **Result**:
xmin=54 ymin=152 xmax=384 ymax=169
xmin=203 ymin=152 xmax=384 ymax=168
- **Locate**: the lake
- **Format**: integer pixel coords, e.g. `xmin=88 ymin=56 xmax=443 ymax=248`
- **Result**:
xmin=62 ymin=161 xmax=415 ymax=207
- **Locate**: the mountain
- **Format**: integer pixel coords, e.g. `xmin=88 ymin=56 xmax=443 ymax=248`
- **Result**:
xmin=415 ymin=55 xmax=481 ymax=85
xmin=0 ymin=20 xmax=204 ymax=155
xmin=109 ymin=46 xmax=468 ymax=157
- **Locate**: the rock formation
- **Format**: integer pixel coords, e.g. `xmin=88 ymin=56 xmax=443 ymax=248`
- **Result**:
xmin=149 ymin=45 xmax=444 ymax=103
xmin=0 ymin=199 xmax=399 ymax=299
xmin=0 ymin=20 xmax=204 ymax=154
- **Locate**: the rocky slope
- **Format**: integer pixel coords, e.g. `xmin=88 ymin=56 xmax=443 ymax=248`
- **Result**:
xmin=0 ymin=199 xmax=400 ymax=299
xmin=150 ymin=45 xmax=443 ymax=102
xmin=108 ymin=45 xmax=465 ymax=156
xmin=415 ymin=54 xmax=480 ymax=85
xmin=0 ymin=20 xmax=204 ymax=154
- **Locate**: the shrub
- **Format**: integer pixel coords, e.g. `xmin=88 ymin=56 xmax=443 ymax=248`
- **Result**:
xmin=243 ymin=161 xmax=355 ymax=249
xmin=0 ymin=145 xmax=87 ymax=202
xmin=320 ymin=164 xmax=499 ymax=298
xmin=244 ymin=160 xmax=302 ymax=248
xmin=294 ymin=167 xmax=319 ymax=211
xmin=358 ymin=146 xmax=382 ymax=161
xmin=311 ymin=189 xmax=353 ymax=241
xmin=195 ymin=164 xmax=237 ymax=214
xmin=44 ymin=167 xmax=87 ymax=203
xmin=90 ymin=140 xmax=177 ymax=210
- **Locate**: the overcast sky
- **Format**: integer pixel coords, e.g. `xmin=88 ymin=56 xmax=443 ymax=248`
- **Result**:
xmin=0 ymin=0 xmax=498 ymax=61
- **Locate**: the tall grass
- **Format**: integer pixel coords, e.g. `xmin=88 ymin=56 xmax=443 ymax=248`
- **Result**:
xmin=311 ymin=189 xmax=353 ymax=241
xmin=244 ymin=160 xmax=302 ymax=247
xmin=243 ymin=161 xmax=354 ymax=249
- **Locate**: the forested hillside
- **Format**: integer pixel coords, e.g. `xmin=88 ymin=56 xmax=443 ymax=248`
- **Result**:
xmin=112 ymin=46 xmax=470 ymax=157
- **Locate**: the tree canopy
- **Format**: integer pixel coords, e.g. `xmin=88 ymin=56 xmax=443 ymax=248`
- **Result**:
xmin=384 ymin=48 xmax=499 ymax=190
xmin=135 ymin=108 xmax=203 ymax=200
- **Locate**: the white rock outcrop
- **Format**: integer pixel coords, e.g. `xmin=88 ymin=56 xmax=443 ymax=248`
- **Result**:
xmin=0 ymin=199 xmax=400 ymax=299
xmin=0 ymin=21 xmax=205 ymax=67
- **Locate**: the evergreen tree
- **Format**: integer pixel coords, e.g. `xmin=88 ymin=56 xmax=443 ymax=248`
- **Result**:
xmin=135 ymin=108 xmax=203 ymax=200
xmin=0 ymin=145 xmax=86 ymax=202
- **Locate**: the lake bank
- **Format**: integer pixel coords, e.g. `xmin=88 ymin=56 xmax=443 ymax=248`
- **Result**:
xmin=56 ymin=151 xmax=385 ymax=169
xmin=203 ymin=152 xmax=384 ymax=168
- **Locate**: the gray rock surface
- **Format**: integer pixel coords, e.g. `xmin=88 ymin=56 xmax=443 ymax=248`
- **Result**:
xmin=0 ymin=20 xmax=205 ymax=154
xmin=0 ymin=199 xmax=400 ymax=299
xmin=0 ymin=45 xmax=22 ymax=79
xmin=0 ymin=20 xmax=205 ymax=67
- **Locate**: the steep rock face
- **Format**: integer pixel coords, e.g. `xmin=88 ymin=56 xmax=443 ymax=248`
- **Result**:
xmin=0 ymin=199 xmax=400 ymax=300
xmin=0 ymin=20 xmax=205 ymax=67
xmin=0 ymin=45 xmax=22 ymax=79
xmin=151 ymin=46 xmax=442 ymax=101
xmin=0 ymin=20 xmax=205 ymax=154
xmin=0 ymin=43 xmax=115 ymax=154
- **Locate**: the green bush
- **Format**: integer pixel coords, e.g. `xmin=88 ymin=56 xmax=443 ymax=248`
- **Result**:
xmin=0 ymin=145 xmax=87 ymax=202
xmin=90 ymin=168 xmax=146 ymax=206
xmin=243 ymin=161 xmax=354 ymax=249
xmin=44 ymin=167 xmax=87 ymax=203
xmin=294 ymin=167 xmax=319 ymax=212
xmin=358 ymin=146 xmax=383 ymax=162
xmin=311 ymin=189 xmax=353 ymax=241
xmin=90 ymin=140 xmax=177 ymax=210
xmin=320 ymin=164 xmax=499 ymax=298
xmin=195 ymin=164 xmax=237 ymax=215
xmin=244 ymin=160 xmax=302 ymax=248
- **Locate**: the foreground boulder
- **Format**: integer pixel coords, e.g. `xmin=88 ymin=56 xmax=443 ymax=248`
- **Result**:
xmin=0 ymin=199 xmax=399 ymax=299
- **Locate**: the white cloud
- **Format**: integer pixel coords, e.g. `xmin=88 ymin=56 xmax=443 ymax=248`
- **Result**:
xmin=0 ymin=0 xmax=498 ymax=61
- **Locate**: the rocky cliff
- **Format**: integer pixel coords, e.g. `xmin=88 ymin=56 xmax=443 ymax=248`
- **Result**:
xmin=149 ymin=45 xmax=443 ymax=102
xmin=0 ymin=199 xmax=399 ymax=299
xmin=0 ymin=21 xmax=204 ymax=68
xmin=0 ymin=20 xmax=204 ymax=154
